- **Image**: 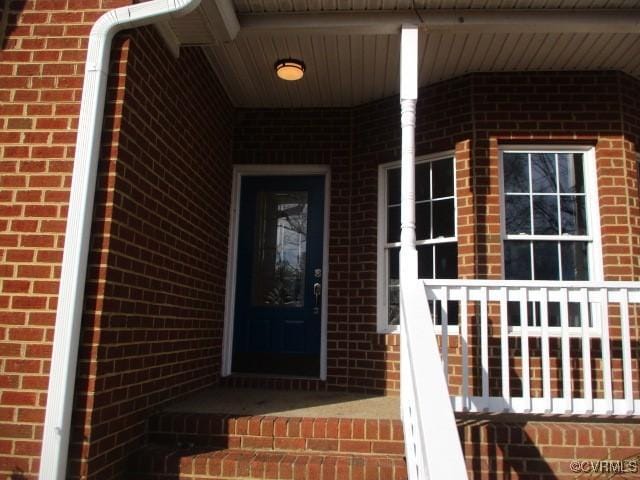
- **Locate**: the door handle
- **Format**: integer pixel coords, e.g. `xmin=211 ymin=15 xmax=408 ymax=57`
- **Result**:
xmin=314 ymin=283 xmax=321 ymax=308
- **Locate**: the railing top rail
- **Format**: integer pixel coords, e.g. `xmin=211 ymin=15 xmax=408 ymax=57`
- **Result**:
xmin=421 ymin=279 xmax=640 ymax=291
xmin=402 ymin=279 xmax=469 ymax=479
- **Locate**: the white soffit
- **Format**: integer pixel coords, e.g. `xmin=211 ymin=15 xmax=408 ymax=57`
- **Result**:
xmin=233 ymin=0 xmax=640 ymax=13
xmin=168 ymin=0 xmax=640 ymax=107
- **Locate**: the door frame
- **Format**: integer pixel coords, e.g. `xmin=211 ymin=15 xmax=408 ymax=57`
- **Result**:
xmin=221 ymin=164 xmax=331 ymax=380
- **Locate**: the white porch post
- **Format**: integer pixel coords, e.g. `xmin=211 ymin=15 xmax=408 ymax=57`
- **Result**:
xmin=399 ymin=23 xmax=418 ymax=423
xmin=400 ymin=25 xmax=418 ymax=283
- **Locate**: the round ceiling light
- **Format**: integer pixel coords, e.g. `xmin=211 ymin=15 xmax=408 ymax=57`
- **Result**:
xmin=274 ymin=59 xmax=305 ymax=81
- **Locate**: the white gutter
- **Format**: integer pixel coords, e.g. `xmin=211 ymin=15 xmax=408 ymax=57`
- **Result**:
xmin=39 ymin=1 xmax=200 ymax=479
xmin=237 ymin=8 xmax=640 ymax=36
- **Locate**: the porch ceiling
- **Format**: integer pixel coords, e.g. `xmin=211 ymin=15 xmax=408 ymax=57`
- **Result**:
xmin=163 ymin=0 xmax=640 ymax=108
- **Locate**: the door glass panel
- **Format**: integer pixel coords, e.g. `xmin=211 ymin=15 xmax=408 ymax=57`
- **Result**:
xmin=252 ymin=191 xmax=308 ymax=307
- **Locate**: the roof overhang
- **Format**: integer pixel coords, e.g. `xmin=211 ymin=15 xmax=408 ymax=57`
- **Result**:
xmin=157 ymin=1 xmax=640 ymax=107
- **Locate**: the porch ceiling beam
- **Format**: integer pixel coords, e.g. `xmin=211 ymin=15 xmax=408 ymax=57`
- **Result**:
xmin=202 ymin=0 xmax=240 ymax=42
xmin=236 ymin=9 xmax=640 ymax=36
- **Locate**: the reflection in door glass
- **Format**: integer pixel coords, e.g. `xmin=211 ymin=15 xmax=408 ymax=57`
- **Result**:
xmin=252 ymin=192 xmax=308 ymax=307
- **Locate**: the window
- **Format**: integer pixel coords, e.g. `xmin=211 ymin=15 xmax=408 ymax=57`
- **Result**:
xmin=378 ymin=153 xmax=457 ymax=332
xmin=500 ymin=147 xmax=602 ymax=327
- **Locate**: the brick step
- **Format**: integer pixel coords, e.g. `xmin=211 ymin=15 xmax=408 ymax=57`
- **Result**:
xmin=147 ymin=413 xmax=405 ymax=456
xmin=129 ymin=445 xmax=408 ymax=480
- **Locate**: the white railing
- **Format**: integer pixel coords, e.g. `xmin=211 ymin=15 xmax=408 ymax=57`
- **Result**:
xmin=423 ymin=280 xmax=640 ymax=416
xmin=401 ymin=279 xmax=469 ymax=480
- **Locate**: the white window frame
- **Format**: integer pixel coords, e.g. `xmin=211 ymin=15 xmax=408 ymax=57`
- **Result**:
xmin=499 ymin=145 xmax=603 ymax=334
xmin=377 ymin=151 xmax=457 ymax=333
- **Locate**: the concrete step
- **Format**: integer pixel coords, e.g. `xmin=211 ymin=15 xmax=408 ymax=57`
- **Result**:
xmin=147 ymin=412 xmax=405 ymax=456
xmin=129 ymin=445 xmax=408 ymax=480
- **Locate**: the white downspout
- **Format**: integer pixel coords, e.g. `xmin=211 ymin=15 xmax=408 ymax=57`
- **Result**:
xmin=39 ymin=1 xmax=201 ymax=479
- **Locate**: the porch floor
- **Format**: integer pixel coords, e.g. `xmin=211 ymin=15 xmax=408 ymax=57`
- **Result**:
xmin=163 ymin=386 xmax=400 ymax=419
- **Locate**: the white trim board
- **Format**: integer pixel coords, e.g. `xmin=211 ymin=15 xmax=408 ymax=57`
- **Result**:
xmin=221 ymin=164 xmax=331 ymax=380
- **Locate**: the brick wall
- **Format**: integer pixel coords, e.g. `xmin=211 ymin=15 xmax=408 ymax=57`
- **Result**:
xmin=458 ymin=415 xmax=640 ymax=479
xmin=233 ymin=108 xmax=353 ymax=392
xmin=67 ymin=27 xmax=233 ymax=479
xmin=619 ymin=74 xmax=640 ymax=279
xmin=2 ymin=5 xmax=640 ymax=475
xmin=234 ymin=71 xmax=640 ymax=396
xmin=0 ymin=1 xmax=233 ymax=478
xmin=0 ymin=1 xmax=134 ymax=478
xmin=470 ymin=71 xmax=638 ymax=281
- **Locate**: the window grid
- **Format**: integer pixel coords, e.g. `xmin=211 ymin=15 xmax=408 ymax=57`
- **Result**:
xmin=502 ymin=151 xmax=592 ymax=282
xmin=379 ymin=155 xmax=457 ymax=330
xmin=501 ymin=148 xmax=599 ymax=329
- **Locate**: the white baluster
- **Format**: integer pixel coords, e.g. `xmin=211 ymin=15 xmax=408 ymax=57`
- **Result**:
xmin=461 ymin=286 xmax=469 ymax=411
xmin=600 ymin=288 xmax=613 ymax=414
xmin=540 ymin=287 xmax=552 ymax=413
xmin=579 ymin=288 xmax=593 ymax=414
xmin=519 ymin=287 xmax=531 ymax=413
xmin=499 ymin=287 xmax=510 ymax=410
xmin=619 ymin=289 xmax=633 ymax=414
xmin=559 ymin=287 xmax=572 ymax=413
xmin=441 ymin=286 xmax=448 ymax=379
xmin=480 ymin=286 xmax=489 ymax=411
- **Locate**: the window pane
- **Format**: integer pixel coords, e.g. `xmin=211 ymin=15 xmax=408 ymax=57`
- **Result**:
xmin=558 ymin=153 xmax=585 ymax=193
xmin=417 ymin=244 xmax=434 ymax=279
xmin=388 ymin=167 xmax=401 ymax=205
xmin=388 ymin=247 xmax=400 ymax=280
xmin=568 ymin=303 xmax=582 ymax=327
xmin=533 ymin=241 xmax=559 ymax=280
xmin=531 ymin=153 xmax=557 ymax=193
xmin=435 ymin=242 xmax=457 ymax=278
xmin=504 ymin=153 xmax=529 ymax=193
xmin=415 ymin=202 xmax=431 ymax=241
xmin=432 ymin=300 xmax=460 ymax=326
xmin=416 ymin=163 xmax=430 ymax=202
xmin=560 ymin=196 xmax=587 ymax=235
xmin=533 ymin=195 xmax=558 ymax=235
xmin=388 ymin=281 xmax=399 ymax=325
xmin=432 ymin=158 xmax=454 ymax=198
xmin=387 ymin=206 xmax=401 ymax=243
xmin=432 ymin=198 xmax=455 ymax=238
xmin=505 ymin=195 xmax=531 ymax=234
xmin=547 ymin=302 xmax=561 ymax=327
xmin=561 ymin=242 xmax=589 ymax=281
xmin=505 ymin=241 xmax=531 ymax=280
xmin=507 ymin=301 xmax=535 ymax=327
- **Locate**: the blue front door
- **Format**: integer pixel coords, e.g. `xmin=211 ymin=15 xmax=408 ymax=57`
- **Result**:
xmin=232 ymin=175 xmax=325 ymax=377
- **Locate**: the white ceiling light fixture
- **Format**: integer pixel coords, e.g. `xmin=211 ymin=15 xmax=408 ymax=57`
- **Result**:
xmin=275 ymin=58 xmax=305 ymax=81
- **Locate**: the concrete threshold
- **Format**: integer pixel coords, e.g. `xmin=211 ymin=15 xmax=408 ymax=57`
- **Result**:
xmin=164 ymin=386 xmax=401 ymax=420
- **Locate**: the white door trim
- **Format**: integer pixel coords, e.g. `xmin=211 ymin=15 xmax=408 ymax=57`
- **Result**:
xmin=221 ymin=164 xmax=331 ymax=380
